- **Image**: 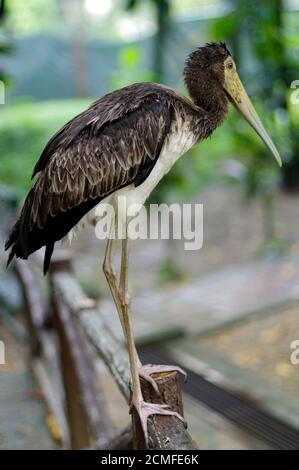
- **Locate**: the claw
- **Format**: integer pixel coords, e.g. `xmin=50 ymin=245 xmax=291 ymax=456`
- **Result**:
xmin=131 ymin=399 xmax=187 ymax=448
xmin=138 ymin=363 xmax=187 ymax=395
xmin=139 ymin=368 xmax=160 ymax=395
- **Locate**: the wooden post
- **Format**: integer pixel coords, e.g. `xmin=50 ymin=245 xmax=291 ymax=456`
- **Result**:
xmin=132 ymin=371 xmax=196 ymax=450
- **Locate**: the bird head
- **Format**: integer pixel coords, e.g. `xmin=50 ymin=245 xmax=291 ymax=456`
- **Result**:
xmin=184 ymin=42 xmax=282 ymax=166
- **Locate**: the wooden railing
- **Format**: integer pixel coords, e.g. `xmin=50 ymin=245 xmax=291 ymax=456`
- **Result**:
xmin=15 ymin=253 xmax=197 ymax=450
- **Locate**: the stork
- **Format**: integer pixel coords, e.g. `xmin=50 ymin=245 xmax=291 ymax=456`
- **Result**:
xmin=5 ymin=43 xmax=281 ymax=444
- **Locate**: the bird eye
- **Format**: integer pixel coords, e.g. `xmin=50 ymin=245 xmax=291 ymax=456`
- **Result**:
xmin=228 ymin=62 xmax=234 ymax=70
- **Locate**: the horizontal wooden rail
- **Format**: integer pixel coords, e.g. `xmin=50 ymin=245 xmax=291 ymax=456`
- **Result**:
xmin=51 ymin=268 xmax=131 ymax=401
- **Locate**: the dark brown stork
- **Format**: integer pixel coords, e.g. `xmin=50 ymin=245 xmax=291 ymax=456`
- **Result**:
xmin=5 ymin=43 xmax=281 ymax=444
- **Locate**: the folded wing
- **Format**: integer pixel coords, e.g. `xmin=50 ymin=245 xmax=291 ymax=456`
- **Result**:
xmin=5 ymin=84 xmax=174 ymax=273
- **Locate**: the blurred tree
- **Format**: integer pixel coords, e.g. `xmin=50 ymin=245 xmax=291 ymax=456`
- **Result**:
xmin=211 ymin=0 xmax=242 ymax=64
xmin=232 ymin=1 xmax=299 ymax=191
xmin=0 ymin=0 xmax=15 ymax=105
xmin=0 ymin=0 xmax=10 ymax=84
xmin=127 ymin=0 xmax=171 ymax=82
xmin=0 ymin=0 xmax=17 ymax=205
xmin=0 ymin=0 xmax=5 ymax=18
xmin=60 ymin=0 xmax=90 ymax=97
xmin=238 ymin=0 xmax=299 ymax=248
xmin=152 ymin=0 xmax=170 ymax=82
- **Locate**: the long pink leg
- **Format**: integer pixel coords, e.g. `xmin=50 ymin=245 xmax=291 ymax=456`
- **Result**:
xmin=103 ymin=234 xmax=160 ymax=394
xmin=118 ymin=229 xmax=186 ymax=447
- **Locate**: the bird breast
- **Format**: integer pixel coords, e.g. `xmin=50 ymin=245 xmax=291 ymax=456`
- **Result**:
xmin=108 ymin=116 xmax=196 ymax=217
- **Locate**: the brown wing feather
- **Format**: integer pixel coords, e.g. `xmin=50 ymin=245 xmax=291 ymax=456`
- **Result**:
xmin=31 ymin=83 xmax=177 ymax=178
xmin=32 ymin=98 xmax=172 ymax=229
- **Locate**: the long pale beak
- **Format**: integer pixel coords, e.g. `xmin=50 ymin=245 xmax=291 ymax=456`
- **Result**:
xmin=224 ymin=69 xmax=282 ymax=167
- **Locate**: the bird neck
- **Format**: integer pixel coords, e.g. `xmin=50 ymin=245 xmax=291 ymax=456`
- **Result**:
xmin=184 ymin=72 xmax=229 ymax=133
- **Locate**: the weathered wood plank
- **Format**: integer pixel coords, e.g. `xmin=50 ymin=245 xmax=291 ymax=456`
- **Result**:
xmin=32 ymin=357 xmax=70 ymax=446
xmin=100 ymin=425 xmax=133 ymax=450
xmin=15 ymin=258 xmax=70 ymax=448
xmin=52 ymin=270 xmax=131 ymax=401
xmin=50 ymin=260 xmax=115 ymax=448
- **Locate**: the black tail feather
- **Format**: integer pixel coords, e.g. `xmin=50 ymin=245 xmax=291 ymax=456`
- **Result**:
xmin=43 ymin=243 xmax=54 ymax=275
xmin=6 ymin=247 xmax=16 ymax=268
xmin=5 ymin=186 xmax=103 ymax=275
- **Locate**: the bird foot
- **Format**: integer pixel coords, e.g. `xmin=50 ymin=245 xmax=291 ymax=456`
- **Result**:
xmin=139 ymin=363 xmax=187 ymax=396
xmin=130 ymin=398 xmax=187 ymax=448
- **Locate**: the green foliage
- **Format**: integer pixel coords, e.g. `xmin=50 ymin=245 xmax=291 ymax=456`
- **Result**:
xmin=5 ymin=0 xmax=59 ymax=35
xmin=0 ymin=98 xmax=91 ymax=200
xmin=213 ymin=0 xmax=299 ymax=192
xmin=0 ymin=0 xmax=12 ymax=85
xmin=110 ymin=45 xmax=155 ymax=90
xmin=126 ymin=0 xmax=165 ymax=10
xmin=158 ymin=256 xmax=186 ymax=285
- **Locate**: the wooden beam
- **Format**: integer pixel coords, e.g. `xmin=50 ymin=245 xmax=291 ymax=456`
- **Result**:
xmin=99 ymin=425 xmax=133 ymax=450
xmin=50 ymin=259 xmax=114 ymax=448
xmin=52 ymin=270 xmax=131 ymax=401
xmin=14 ymin=259 xmax=70 ymax=447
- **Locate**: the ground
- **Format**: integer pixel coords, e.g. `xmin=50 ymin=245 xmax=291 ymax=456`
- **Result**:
xmin=0 ymin=324 xmax=54 ymax=449
xmin=200 ymin=304 xmax=299 ymax=395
